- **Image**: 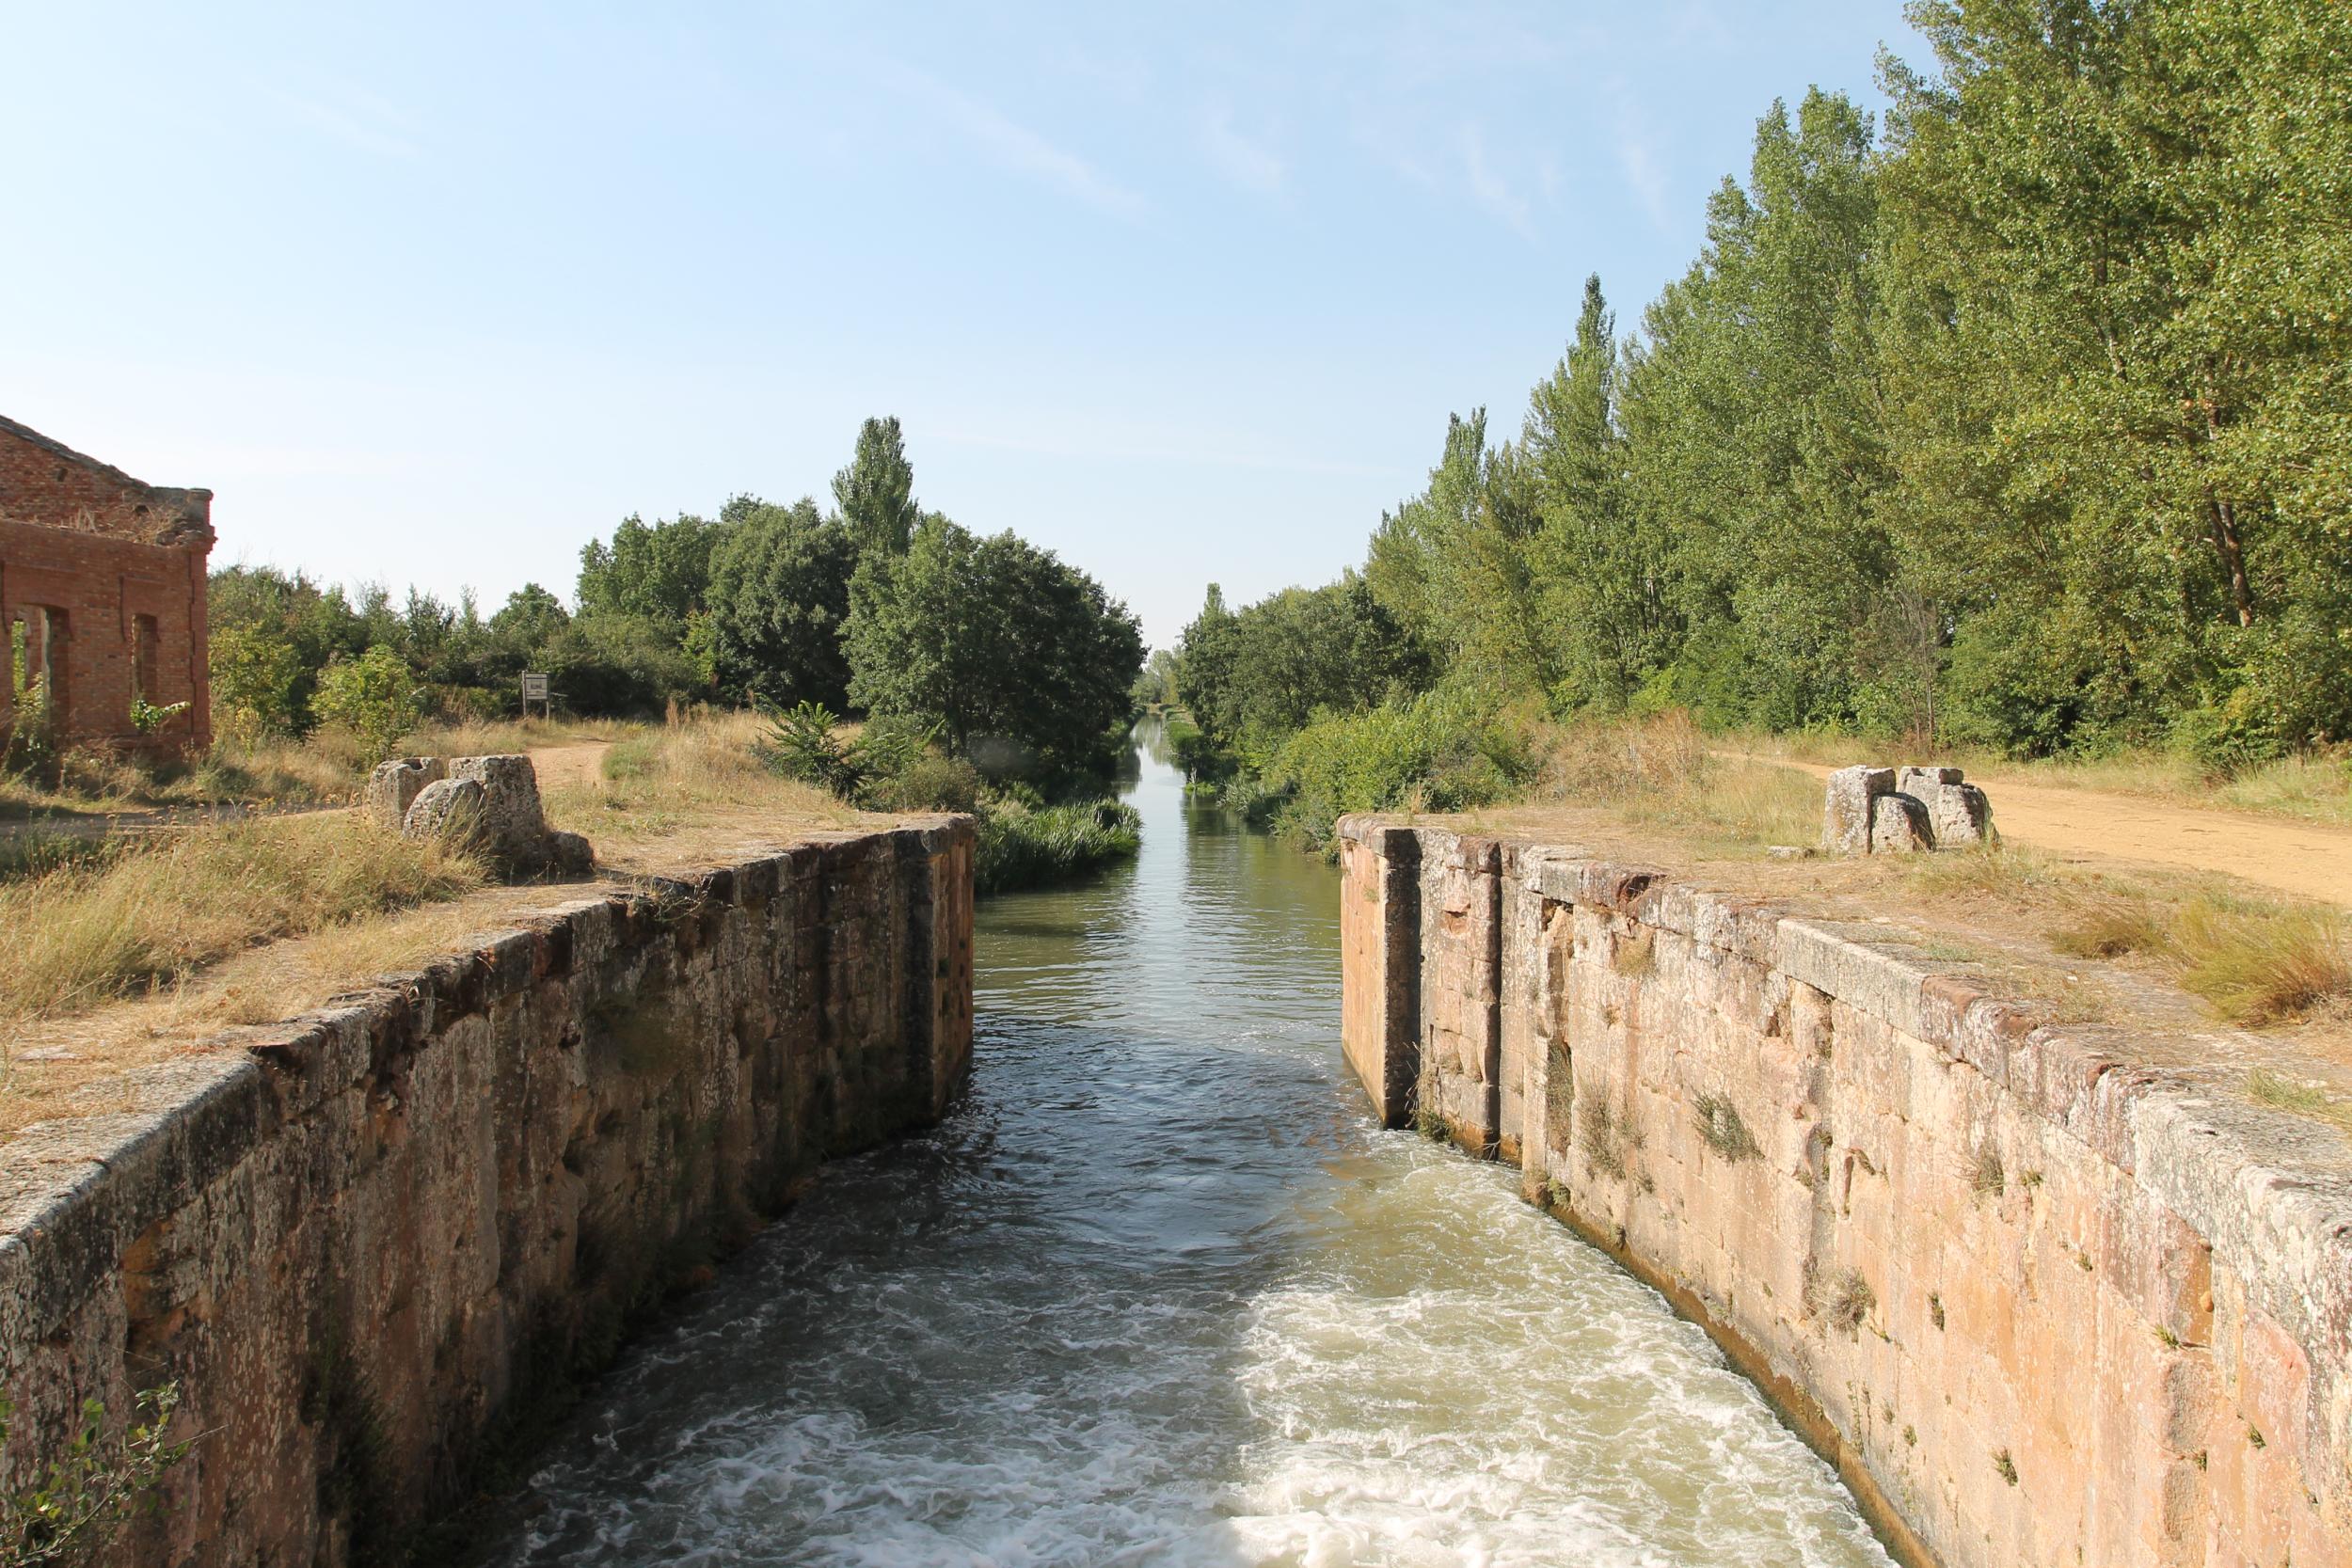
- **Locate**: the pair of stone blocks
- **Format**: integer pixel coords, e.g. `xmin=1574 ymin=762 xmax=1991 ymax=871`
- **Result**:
xmin=361 ymin=753 xmax=594 ymax=877
xmin=1823 ymin=764 xmax=1994 ymax=855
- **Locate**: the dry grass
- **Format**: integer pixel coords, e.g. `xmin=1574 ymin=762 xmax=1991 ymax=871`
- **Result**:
xmin=1538 ymin=712 xmax=1821 ymax=852
xmin=1727 ymin=728 xmax=2352 ymax=829
xmin=405 ymin=714 xmax=638 ymax=759
xmin=2247 ymin=1069 xmax=2352 ymax=1135
xmin=541 ymin=709 xmax=862 ymax=867
xmin=2168 ymin=902 xmax=2352 ymax=1025
xmin=2040 ymin=878 xmax=2352 ymax=1026
xmin=0 ymin=814 xmax=485 ymax=1051
xmin=0 ymin=709 xmax=911 ymax=1144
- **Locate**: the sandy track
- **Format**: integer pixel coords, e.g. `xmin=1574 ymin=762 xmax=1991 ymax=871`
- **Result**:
xmin=1740 ymin=752 xmax=2352 ymax=908
xmin=525 ymin=741 xmax=613 ymax=791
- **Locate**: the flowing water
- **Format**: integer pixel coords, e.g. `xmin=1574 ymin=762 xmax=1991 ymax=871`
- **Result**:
xmin=485 ymin=726 xmax=1896 ymax=1568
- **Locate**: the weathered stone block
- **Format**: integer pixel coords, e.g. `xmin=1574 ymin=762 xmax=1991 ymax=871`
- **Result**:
xmin=548 ymin=829 xmax=596 ymax=877
xmin=1920 ymin=781 xmax=1994 ymax=848
xmin=447 ymin=754 xmax=548 ymax=863
xmin=362 ymin=756 xmax=446 ymax=830
xmin=1823 ymin=766 xmax=1895 ymax=854
xmin=1869 ymin=792 xmax=1931 ymax=853
xmin=1898 ymin=765 xmax=1964 ymax=794
xmin=403 ymin=776 xmax=485 ymax=843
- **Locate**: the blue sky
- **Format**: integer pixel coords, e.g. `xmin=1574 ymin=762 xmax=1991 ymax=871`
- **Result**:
xmin=2 ymin=2 xmax=1915 ymax=649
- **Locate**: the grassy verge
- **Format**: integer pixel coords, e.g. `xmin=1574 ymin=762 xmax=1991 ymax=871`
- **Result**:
xmin=1726 ymin=728 xmax=2352 ymax=828
xmin=0 ymin=814 xmax=486 ymax=1051
xmin=975 ymin=800 xmax=1141 ymax=895
xmin=2042 ymin=882 xmax=2351 ymax=1026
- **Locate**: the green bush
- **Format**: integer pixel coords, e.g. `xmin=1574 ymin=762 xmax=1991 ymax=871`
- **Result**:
xmin=974 ymin=800 xmax=1140 ymax=895
xmin=756 ymin=700 xmax=856 ymax=793
xmin=865 ymin=754 xmax=982 ymax=814
xmin=312 ymin=645 xmax=422 ymax=767
xmin=1259 ymin=690 xmax=1536 ymax=848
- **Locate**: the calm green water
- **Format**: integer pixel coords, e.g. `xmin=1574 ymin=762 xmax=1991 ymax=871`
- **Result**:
xmin=485 ymin=723 xmax=1894 ymax=1567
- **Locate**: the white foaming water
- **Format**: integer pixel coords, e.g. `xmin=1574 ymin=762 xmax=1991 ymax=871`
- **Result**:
xmin=480 ymin=730 xmax=1895 ymax=1568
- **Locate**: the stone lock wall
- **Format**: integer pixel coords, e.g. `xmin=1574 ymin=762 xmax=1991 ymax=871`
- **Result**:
xmin=0 ymin=820 xmax=974 ymax=1568
xmin=1338 ymin=816 xmax=2352 ymax=1568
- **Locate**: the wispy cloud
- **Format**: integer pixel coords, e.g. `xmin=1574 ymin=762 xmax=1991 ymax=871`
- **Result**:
xmin=265 ymin=78 xmax=418 ymax=159
xmin=1200 ymin=105 xmax=1284 ymax=196
xmin=1460 ymin=125 xmax=1533 ymax=237
xmin=1604 ymin=83 xmax=1674 ymax=231
xmin=937 ymin=422 xmax=1388 ymax=480
xmin=875 ymin=56 xmax=1148 ymax=222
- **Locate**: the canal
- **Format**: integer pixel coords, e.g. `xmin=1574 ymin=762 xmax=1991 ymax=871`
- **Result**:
xmin=485 ymin=724 xmax=1894 ymax=1567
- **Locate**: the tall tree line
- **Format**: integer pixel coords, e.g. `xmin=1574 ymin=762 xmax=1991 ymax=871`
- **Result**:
xmin=212 ymin=416 xmax=1144 ymax=782
xmin=1185 ymin=0 xmax=2351 ymax=766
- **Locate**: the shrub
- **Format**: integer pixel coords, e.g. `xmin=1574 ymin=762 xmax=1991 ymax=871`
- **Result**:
xmin=866 ymin=754 xmax=982 ymax=815
xmin=1259 ymin=689 xmax=1536 ymax=848
xmin=756 ymin=700 xmax=856 ymax=794
xmin=312 ymin=646 xmax=422 ymax=767
xmin=974 ymin=800 xmax=1140 ymax=895
xmin=206 ymin=624 xmax=306 ymax=741
xmin=0 ymin=1383 xmax=190 ymax=1568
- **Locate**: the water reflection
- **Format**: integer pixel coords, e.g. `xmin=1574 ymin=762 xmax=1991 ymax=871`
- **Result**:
xmin=484 ymin=723 xmax=1894 ymax=1568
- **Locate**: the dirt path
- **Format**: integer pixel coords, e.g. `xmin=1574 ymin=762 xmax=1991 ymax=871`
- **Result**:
xmin=2 ymin=741 xmax=617 ymax=847
xmin=1738 ymin=752 xmax=2352 ymax=908
xmin=525 ymin=741 xmax=612 ymax=791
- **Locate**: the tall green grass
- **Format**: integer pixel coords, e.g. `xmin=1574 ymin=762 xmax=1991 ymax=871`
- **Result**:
xmin=974 ymin=800 xmax=1141 ymax=895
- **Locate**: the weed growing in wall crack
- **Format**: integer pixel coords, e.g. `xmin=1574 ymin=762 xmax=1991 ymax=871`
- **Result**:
xmin=1692 ymin=1092 xmax=1761 ymax=1162
xmin=0 ymin=1384 xmax=190 ymax=1568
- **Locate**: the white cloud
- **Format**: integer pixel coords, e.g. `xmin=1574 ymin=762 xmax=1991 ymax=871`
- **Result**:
xmin=264 ymin=78 xmax=418 ymax=159
xmin=877 ymin=57 xmax=1148 ymax=222
xmin=1200 ymin=105 xmax=1284 ymax=196
xmin=1604 ymin=83 xmax=1675 ymax=231
xmin=1460 ymin=125 xmax=1533 ymax=237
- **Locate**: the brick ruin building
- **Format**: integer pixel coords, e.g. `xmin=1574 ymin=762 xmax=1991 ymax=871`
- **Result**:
xmin=0 ymin=415 xmax=215 ymax=754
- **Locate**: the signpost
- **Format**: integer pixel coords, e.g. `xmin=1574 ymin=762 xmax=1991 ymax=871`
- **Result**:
xmin=520 ymin=672 xmax=550 ymax=721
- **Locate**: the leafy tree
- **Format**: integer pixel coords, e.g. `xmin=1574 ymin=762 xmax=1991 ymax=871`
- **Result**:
xmin=703 ymin=499 xmax=858 ymax=708
xmin=207 ymin=624 xmax=307 ymax=740
xmin=833 ymin=416 xmax=920 ymax=561
xmin=489 ymin=583 xmax=569 ymax=654
xmin=1132 ymin=648 xmax=1179 ymax=709
xmin=1879 ymin=0 xmax=2352 ymax=753
xmin=1620 ymin=88 xmax=1895 ymax=732
xmin=1526 ymin=275 xmax=1673 ymax=708
xmin=535 ymin=611 xmax=700 ymax=716
xmin=312 ymin=644 xmax=422 ymax=764
xmin=1365 ymin=409 xmax=1549 ymax=695
xmin=845 ymin=515 xmax=1143 ymax=782
xmin=1176 ymin=577 xmax=1427 ymax=759
xmin=575 ymin=513 xmax=726 ymax=641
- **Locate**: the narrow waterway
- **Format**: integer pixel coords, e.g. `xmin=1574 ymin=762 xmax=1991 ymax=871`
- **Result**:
xmin=485 ymin=726 xmax=1895 ymax=1567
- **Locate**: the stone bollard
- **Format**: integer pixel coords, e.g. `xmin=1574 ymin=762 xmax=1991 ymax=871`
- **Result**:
xmin=1826 ymin=762 xmax=1995 ymax=854
xmin=1823 ymin=766 xmax=1895 ymax=855
xmin=404 ymin=777 xmax=485 ymax=843
xmin=1868 ymin=792 xmax=1931 ymax=853
xmin=447 ymin=754 xmax=548 ymax=865
xmin=391 ymin=753 xmax=596 ymax=878
xmin=362 ymin=756 xmax=447 ymax=831
xmin=1907 ymin=770 xmax=1994 ymax=848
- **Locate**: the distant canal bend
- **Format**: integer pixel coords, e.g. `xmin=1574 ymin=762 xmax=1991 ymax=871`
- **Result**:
xmin=485 ymin=723 xmax=1896 ymax=1567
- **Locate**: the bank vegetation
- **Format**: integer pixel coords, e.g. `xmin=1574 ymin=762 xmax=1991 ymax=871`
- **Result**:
xmin=1165 ymin=0 xmax=2352 ymax=848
